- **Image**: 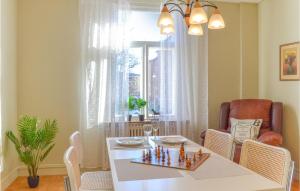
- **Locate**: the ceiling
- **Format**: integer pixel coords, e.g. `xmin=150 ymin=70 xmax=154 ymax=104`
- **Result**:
xmin=129 ymin=0 xmax=263 ymax=10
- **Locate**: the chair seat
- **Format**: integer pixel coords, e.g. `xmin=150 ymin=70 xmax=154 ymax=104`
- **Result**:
xmin=80 ymin=171 xmax=113 ymax=191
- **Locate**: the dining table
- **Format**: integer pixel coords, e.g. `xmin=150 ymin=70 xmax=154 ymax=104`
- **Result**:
xmin=106 ymin=136 xmax=285 ymax=191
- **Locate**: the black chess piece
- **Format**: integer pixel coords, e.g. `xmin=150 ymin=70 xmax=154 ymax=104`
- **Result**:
xmin=162 ymin=151 xmax=166 ymax=162
xmin=142 ymin=151 xmax=146 ymax=161
xmin=148 ymin=149 xmax=152 ymax=160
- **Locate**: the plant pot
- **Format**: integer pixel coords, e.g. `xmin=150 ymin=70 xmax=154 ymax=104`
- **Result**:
xmin=28 ymin=176 xmax=39 ymax=188
xmin=139 ymin=114 xmax=144 ymax=121
xmin=128 ymin=115 xmax=132 ymax=122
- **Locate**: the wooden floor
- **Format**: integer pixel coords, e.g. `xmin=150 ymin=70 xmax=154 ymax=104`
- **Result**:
xmin=4 ymin=175 xmax=300 ymax=191
xmin=293 ymin=180 xmax=300 ymax=191
xmin=5 ymin=176 xmax=65 ymax=191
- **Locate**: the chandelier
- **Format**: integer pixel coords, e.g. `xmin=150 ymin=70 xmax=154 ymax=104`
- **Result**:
xmin=157 ymin=0 xmax=225 ymax=36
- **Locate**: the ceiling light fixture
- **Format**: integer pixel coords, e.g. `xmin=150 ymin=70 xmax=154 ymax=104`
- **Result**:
xmin=157 ymin=0 xmax=225 ymax=36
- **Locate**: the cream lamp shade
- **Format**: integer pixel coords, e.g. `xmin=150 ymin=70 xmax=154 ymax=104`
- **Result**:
xmin=188 ymin=24 xmax=203 ymax=36
xmin=189 ymin=1 xmax=208 ymax=24
xmin=157 ymin=5 xmax=174 ymax=27
xmin=160 ymin=25 xmax=175 ymax=35
xmin=208 ymin=9 xmax=225 ymax=29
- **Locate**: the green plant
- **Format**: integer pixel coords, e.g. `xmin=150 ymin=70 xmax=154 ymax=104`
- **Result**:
xmin=136 ymin=98 xmax=147 ymax=114
xmin=128 ymin=96 xmax=137 ymax=111
xmin=6 ymin=115 xmax=58 ymax=178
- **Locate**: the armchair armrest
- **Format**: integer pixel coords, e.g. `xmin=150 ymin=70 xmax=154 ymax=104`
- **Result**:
xmin=258 ymin=131 xmax=283 ymax=146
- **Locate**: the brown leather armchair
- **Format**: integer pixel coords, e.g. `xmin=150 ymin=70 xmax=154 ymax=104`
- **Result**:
xmin=201 ymin=99 xmax=283 ymax=163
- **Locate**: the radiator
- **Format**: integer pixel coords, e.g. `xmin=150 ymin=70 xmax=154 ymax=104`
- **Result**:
xmin=128 ymin=122 xmax=151 ymax=137
xmin=128 ymin=121 xmax=167 ymax=137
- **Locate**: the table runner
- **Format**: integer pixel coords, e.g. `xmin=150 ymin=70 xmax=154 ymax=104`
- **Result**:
xmin=189 ymin=155 xmax=251 ymax=180
xmin=114 ymin=159 xmax=183 ymax=181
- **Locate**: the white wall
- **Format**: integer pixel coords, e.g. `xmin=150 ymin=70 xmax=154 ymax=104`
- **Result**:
xmin=209 ymin=2 xmax=259 ymax=130
xmin=1 ymin=0 xmax=19 ymax=189
xmin=18 ymin=0 xmax=81 ymax=170
xmin=259 ymin=0 xmax=300 ymax=177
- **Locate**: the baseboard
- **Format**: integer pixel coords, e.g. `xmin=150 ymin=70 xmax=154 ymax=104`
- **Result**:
xmin=18 ymin=164 xmax=67 ymax=176
xmin=1 ymin=164 xmax=66 ymax=191
xmin=1 ymin=167 xmax=18 ymax=191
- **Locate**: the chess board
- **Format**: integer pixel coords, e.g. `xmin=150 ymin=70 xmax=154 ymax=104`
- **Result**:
xmin=131 ymin=149 xmax=210 ymax=171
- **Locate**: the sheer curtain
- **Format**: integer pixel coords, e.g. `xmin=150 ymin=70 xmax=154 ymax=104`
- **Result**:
xmin=159 ymin=13 xmax=208 ymax=143
xmin=79 ymin=0 xmax=130 ymax=169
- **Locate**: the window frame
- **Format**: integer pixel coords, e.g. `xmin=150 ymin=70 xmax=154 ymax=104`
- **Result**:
xmin=129 ymin=41 xmax=160 ymax=119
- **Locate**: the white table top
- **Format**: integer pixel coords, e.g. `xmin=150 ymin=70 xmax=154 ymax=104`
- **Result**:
xmin=107 ymin=136 xmax=284 ymax=191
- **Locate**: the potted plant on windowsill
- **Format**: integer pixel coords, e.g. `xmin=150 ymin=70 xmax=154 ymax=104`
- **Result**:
xmin=6 ymin=115 xmax=58 ymax=188
xmin=137 ymin=98 xmax=147 ymax=121
xmin=128 ymin=96 xmax=137 ymax=122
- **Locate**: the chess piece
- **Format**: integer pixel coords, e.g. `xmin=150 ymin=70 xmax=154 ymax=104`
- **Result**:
xmin=185 ymin=154 xmax=188 ymax=161
xmin=167 ymin=154 xmax=171 ymax=166
xmin=157 ymin=146 xmax=161 ymax=158
xmin=180 ymin=143 xmax=185 ymax=160
xmin=188 ymin=158 xmax=192 ymax=168
xmin=198 ymin=149 xmax=202 ymax=157
xmin=193 ymin=154 xmax=196 ymax=163
xmin=180 ymin=143 xmax=185 ymax=153
xmin=142 ymin=150 xmax=146 ymax=162
xmin=143 ymin=150 xmax=146 ymax=157
xmin=161 ymin=146 xmax=164 ymax=153
xmin=178 ymin=155 xmax=181 ymax=163
xmin=148 ymin=149 xmax=152 ymax=160
xmin=186 ymin=158 xmax=191 ymax=168
xmin=162 ymin=152 xmax=166 ymax=162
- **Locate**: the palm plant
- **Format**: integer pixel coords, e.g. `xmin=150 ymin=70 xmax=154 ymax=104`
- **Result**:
xmin=6 ymin=115 xmax=58 ymax=185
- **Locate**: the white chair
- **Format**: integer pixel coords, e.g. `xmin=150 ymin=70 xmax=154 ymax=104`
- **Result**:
xmin=70 ymin=131 xmax=83 ymax=166
xmin=240 ymin=140 xmax=292 ymax=190
xmin=204 ymin=129 xmax=234 ymax=159
xmin=64 ymin=146 xmax=113 ymax=191
xmin=287 ymin=161 xmax=294 ymax=191
xmin=69 ymin=131 xmax=114 ymax=189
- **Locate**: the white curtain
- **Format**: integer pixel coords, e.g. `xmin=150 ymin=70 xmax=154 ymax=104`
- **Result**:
xmin=159 ymin=13 xmax=208 ymax=143
xmin=79 ymin=0 xmax=130 ymax=169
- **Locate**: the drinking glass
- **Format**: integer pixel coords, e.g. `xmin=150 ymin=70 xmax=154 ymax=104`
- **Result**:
xmin=143 ymin=124 xmax=153 ymax=145
xmin=152 ymin=120 xmax=159 ymax=141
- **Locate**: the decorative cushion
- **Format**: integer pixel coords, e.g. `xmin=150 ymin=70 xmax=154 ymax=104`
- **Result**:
xmin=229 ymin=99 xmax=272 ymax=131
xmin=230 ymin=118 xmax=263 ymax=144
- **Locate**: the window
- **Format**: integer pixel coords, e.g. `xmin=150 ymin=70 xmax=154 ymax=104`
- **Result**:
xmin=127 ymin=11 xmax=174 ymax=118
xmin=128 ymin=41 xmax=160 ymax=117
